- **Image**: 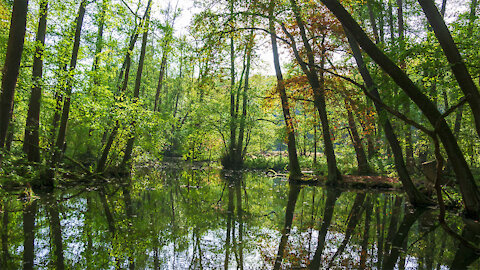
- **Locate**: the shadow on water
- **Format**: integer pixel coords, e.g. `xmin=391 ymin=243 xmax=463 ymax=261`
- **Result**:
xmin=0 ymin=164 xmax=479 ymax=269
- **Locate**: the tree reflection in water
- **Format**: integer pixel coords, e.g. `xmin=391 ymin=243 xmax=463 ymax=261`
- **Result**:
xmin=0 ymin=165 xmax=478 ymax=269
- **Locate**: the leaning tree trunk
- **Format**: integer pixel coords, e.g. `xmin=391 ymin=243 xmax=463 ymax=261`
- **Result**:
xmin=51 ymin=0 xmax=87 ymax=166
xmin=23 ymin=0 xmax=47 ymax=163
xmin=344 ymin=27 xmax=432 ymax=206
xmin=120 ymin=0 xmax=153 ymax=171
xmin=268 ymin=0 xmax=302 ymax=178
xmin=418 ymin=0 xmax=480 ymax=140
xmin=0 ymin=0 xmax=29 ymax=154
xmin=322 ymin=0 xmax=480 ymax=218
xmin=95 ymin=11 xmax=147 ymax=171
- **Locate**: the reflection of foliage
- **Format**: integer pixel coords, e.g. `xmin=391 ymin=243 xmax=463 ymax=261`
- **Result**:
xmin=1 ymin=165 xmax=479 ymax=268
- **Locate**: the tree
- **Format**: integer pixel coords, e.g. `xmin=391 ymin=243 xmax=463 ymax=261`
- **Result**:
xmin=0 ymin=0 xmax=29 ymax=158
xmin=283 ymin=0 xmax=341 ymax=184
xmin=120 ymin=0 xmax=153 ymax=171
xmin=23 ymin=0 xmax=48 ymax=163
xmin=51 ymin=0 xmax=88 ymax=166
xmin=344 ymin=28 xmax=431 ymax=206
xmin=268 ymin=0 xmax=302 ymax=178
xmin=320 ymin=0 xmax=480 ymax=218
xmin=418 ymin=0 xmax=480 ymax=140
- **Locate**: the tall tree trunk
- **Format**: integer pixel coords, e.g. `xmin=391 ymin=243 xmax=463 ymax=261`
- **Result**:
xmin=23 ymin=0 xmax=47 ymax=163
xmin=344 ymin=28 xmax=431 ymax=206
xmin=324 ymin=0 xmax=480 ymax=217
xmin=52 ymin=0 xmax=87 ymax=165
xmin=97 ymin=12 xmax=145 ymax=170
xmin=313 ymin=114 xmax=317 ymax=164
xmin=288 ymin=0 xmax=341 ymax=184
xmin=153 ymin=13 xmax=177 ymax=111
xmin=224 ymin=0 xmax=240 ymax=168
xmin=379 ymin=1 xmax=385 ymax=43
xmin=0 ymin=0 xmax=29 ymax=154
xmin=121 ymin=0 xmax=152 ymax=170
xmin=268 ymin=0 xmax=302 ymax=178
xmin=87 ymin=0 xmax=107 ymax=156
xmin=237 ymin=27 xmax=254 ymax=162
xmin=418 ymin=0 xmax=480 ymax=140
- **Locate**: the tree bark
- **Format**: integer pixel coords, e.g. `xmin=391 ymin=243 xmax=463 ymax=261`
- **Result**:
xmin=237 ymin=27 xmax=254 ymax=163
xmin=1 ymin=200 xmax=10 ymax=268
xmin=388 ymin=2 xmax=395 ymax=45
xmin=0 ymin=0 xmax=29 ymax=153
xmin=268 ymin=0 xmax=302 ymax=178
xmin=288 ymin=0 xmax=341 ymax=184
xmin=118 ymin=29 xmax=140 ymax=94
xmin=23 ymin=0 xmax=47 ymax=163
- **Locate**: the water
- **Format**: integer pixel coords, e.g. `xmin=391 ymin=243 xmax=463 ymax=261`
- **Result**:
xmin=0 ymin=163 xmax=479 ymax=269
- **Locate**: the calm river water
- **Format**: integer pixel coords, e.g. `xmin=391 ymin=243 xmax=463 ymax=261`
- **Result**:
xmin=0 ymin=163 xmax=479 ymax=269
